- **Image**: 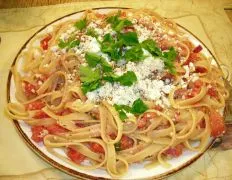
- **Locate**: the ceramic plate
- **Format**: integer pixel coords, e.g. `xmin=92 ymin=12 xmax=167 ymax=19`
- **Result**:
xmin=7 ymin=7 xmax=216 ymax=180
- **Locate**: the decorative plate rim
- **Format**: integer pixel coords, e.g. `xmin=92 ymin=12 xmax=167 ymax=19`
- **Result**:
xmin=6 ymin=7 xmax=217 ymax=180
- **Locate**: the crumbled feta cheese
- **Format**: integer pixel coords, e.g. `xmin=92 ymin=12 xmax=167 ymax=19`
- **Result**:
xmin=134 ymin=24 xmax=151 ymax=42
xmin=126 ymin=57 xmax=164 ymax=80
xmin=183 ymin=65 xmax=190 ymax=78
xmin=32 ymin=40 xmax=40 ymax=48
xmin=60 ymin=33 xmax=69 ymax=41
xmin=50 ymin=46 xmax=59 ymax=52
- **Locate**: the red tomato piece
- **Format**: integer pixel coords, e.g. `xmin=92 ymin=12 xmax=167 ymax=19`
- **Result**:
xmin=33 ymin=111 xmax=49 ymax=119
xmin=193 ymin=45 xmax=203 ymax=53
xmin=26 ymin=100 xmax=45 ymax=110
xmin=174 ymin=88 xmax=188 ymax=99
xmin=207 ymin=87 xmax=218 ymax=98
xmin=57 ymin=109 xmax=72 ymax=116
xmin=120 ymin=11 xmax=127 ymax=17
xmin=67 ymin=146 xmax=85 ymax=164
xmin=193 ymin=80 xmax=203 ymax=88
xmin=75 ymin=122 xmax=85 ymax=128
xmin=165 ymin=144 xmax=183 ymax=157
xmin=46 ymin=124 xmax=68 ymax=135
xmin=40 ymin=34 xmax=52 ymax=50
xmin=184 ymin=53 xmax=198 ymax=65
xmin=89 ymin=142 xmax=105 ymax=154
xmin=137 ymin=112 xmax=157 ymax=129
xmin=31 ymin=126 xmax=48 ymax=143
xmin=199 ymin=119 xmax=206 ymax=128
xmin=209 ymin=110 xmax=225 ymax=137
xmin=120 ymin=135 xmax=134 ymax=150
xmin=195 ymin=66 xmax=207 ymax=73
xmin=23 ymin=81 xmax=37 ymax=96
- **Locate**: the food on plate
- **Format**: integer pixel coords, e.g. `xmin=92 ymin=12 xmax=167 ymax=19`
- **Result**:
xmin=6 ymin=9 xmax=229 ymax=177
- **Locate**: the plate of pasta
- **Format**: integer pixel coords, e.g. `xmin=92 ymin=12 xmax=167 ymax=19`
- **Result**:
xmin=6 ymin=7 xmax=229 ymax=179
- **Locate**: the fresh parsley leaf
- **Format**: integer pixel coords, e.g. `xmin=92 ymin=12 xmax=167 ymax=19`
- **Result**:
xmin=85 ymin=52 xmax=112 ymax=72
xmin=58 ymin=39 xmax=80 ymax=49
xmin=101 ymin=33 xmax=122 ymax=61
xmin=114 ymin=142 xmax=121 ymax=151
xmin=131 ymin=98 xmax=148 ymax=115
xmin=125 ymin=45 xmax=144 ymax=62
xmin=79 ymin=65 xmax=101 ymax=83
xmin=104 ymin=71 xmax=137 ymax=86
xmin=162 ymin=47 xmax=177 ymax=74
xmin=81 ymin=80 xmax=101 ymax=94
xmin=74 ymin=18 xmax=87 ymax=31
xmin=119 ymin=32 xmax=139 ymax=46
xmin=114 ymin=104 xmax=131 ymax=121
xmin=106 ymin=11 xmax=132 ymax=32
xmin=86 ymin=28 xmax=98 ymax=38
xmin=141 ymin=39 xmax=162 ymax=57
xmin=114 ymin=19 xmax=133 ymax=32
xmin=117 ymin=71 xmax=137 ymax=86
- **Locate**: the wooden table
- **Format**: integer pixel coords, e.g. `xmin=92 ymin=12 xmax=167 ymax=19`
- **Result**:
xmin=0 ymin=0 xmax=232 ymax=23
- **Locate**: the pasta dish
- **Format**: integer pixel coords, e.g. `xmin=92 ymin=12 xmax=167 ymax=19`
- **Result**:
xmin=6 ymin=9 xmax=229 ymax=178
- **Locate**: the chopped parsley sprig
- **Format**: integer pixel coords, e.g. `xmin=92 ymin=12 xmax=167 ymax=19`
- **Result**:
xmin=114 ymin=98 xmax=148 ymax=121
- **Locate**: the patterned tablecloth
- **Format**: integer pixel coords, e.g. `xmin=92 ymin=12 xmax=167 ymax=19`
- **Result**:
xmin=0 ymin=0 xmax=232 ymax=179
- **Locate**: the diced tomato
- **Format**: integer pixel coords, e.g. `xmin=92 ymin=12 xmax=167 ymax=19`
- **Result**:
xmin=207 ymin=86 xmax=218 ymax=98
xmin=40 ymin=34 xmax=52 ymax=50
xmin=154 ymin=105 xmax=163 ymax=112
xmin=46 ymin=124 xmax=68 ymax=135
xmin=174 ymin=88 xmax=187 ymax=99
xmin=193 ymin=80 xmax=203 ymax=88
xmin=195 ymin=66 xmax=207 ymax=73
xmin=33 ymin=111 xmax=49 ymax=119
xmin=109 ymin=133 xmax=117 ymax=140
xmin=164 ymin=144 xmax=183 ymax=157
xmin=209 ymin=110 xmax=225 ymax=137
xmin=57 ymin=109 xmax=72 ymax=116
xmin=120 ymin=135 xmax=134 ymax=150
xmin=184 ymin=53 xmax=198 ymax=65
xmin=31 ymin=126 xmax=48 ymax=143
xmin=75 ymin=122 xmax=85 ymax=128
xmin=23 ymin=81 xmax=37 ymax=96
xmin=186 ymin=80 xmax=203 ymax=98
xmin=199 ymin=119 xmax=206 ymax=128
xmin=89 ymin=142 xmax=105 ymax=154
xmin=120 ymin=11 xmax=127 ymax=17
xmin=193 ymin=45 xmax=203 ymax=53
xmin=67 ymin=146 xmax=85 ymax=164
xmin=26 ymin=100 xmax=45 ymax=110
xmin=95 ymin=13 xmax=106 ymax=19
xmin=186 ymin=87 xmax=201 ymax=98
xmin=137 ymin=112 xmax=157 ymax=129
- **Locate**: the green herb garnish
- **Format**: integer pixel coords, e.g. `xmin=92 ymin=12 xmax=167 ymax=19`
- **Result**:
xmin=85 ymin=52 xmax=112 ymax=72
xmin=106 ymin=11 xmax=133 ymax=32
xmin=119 ymin=32 xmax=139 ymax=46
xmin=114 ymin=142 xmax=121 ymax=151
xmin=74 ymin=18 xmax=87 ymax=31
xmin=131 ymin=98 xmax=148 ymax=115
xmin=125 ymin=45 xmax=144 ymax=62
xmin=104 ymin=71 xmax=137 ymax=86
xmin=114 ymin=98 xmax=148 ymax=121
xmin=141 ymin=39 xmax=162 ymax=57
xmin=162 ymin=47 xmax=177 ymax=74
xmin=114 ymin=104 xmax=131 ymax=121
xmin=58 ymin=39 xmax=80 ymax=49
xmin=79 ymin=65 xmax=101 ymax=94
xmin=86 ymin=28 xmax=98 ymax=38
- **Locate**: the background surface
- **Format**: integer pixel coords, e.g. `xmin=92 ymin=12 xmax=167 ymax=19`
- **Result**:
xmin=0 ymin=0 xmax=232 ymax=179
